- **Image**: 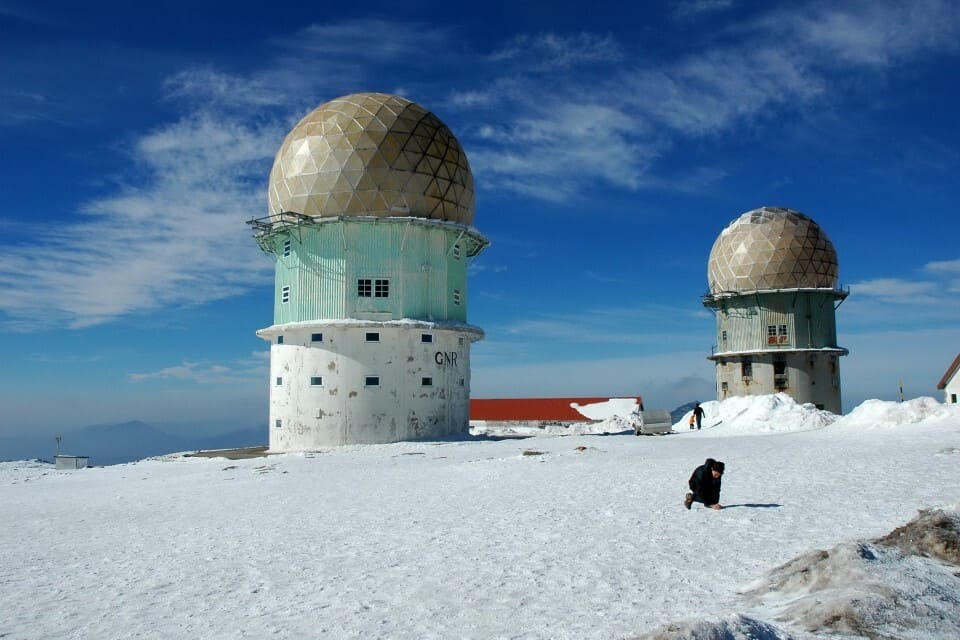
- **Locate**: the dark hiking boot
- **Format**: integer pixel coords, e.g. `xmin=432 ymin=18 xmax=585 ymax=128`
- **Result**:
xmin=684 ymin=493 xmax=693 ymax=510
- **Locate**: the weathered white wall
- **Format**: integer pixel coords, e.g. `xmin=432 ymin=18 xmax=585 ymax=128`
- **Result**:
xmin=714 ymin=351 xmax=843 ymax=413
xmin=945 ymin=372 xmax=960 ymax=405
xmin=258 ymin=322 xmax=480 ymax=449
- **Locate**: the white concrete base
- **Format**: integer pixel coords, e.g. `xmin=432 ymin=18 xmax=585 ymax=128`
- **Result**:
xmin=257 ymin=321 xmax=481 ymax=449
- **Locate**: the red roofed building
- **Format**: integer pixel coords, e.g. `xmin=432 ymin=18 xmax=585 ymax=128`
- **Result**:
xmin=470 ymin=397 xmax=643 ymax=427
xmin=937 ymin=353 xmax=960 ymax=405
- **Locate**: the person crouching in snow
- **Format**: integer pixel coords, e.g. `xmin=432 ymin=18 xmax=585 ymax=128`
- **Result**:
xmin=684 ymin=458 xmax=724 ymax=510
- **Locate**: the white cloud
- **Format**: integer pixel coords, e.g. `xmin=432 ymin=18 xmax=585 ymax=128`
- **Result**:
xmin=850 ymin=277 xmax=937 ymax=300
xmin=761 ymin=0 xmax=960 ymax=67
xmin=672 ymin=0 xmax=735 ymax=20
xmin=129 ymin=352 xmax=268 ymax=385
xmin=0 ymin=111 xmax=280 ymax=330
xmin=489 ymin=33 xmax=623 ymax=69
xmin=926 ymin=258 xmax=960 ymax=273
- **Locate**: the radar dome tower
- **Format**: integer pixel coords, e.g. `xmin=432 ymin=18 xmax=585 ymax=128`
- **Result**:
xmin=248 ymin=93 xmax=488 ymax=449
xmin=703 ymin=207 xmax=848 ymax=413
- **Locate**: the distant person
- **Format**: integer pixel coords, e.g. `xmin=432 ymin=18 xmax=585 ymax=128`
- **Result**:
xmin=688 ymin=414 xmax=695 ymax=429
xmin=693 ymin=403 xmax=705 ymax=430
xmin=684 ymin=458 xmax=725 ymax=510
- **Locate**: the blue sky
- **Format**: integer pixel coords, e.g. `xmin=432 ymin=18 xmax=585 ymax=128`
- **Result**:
xmin=2 ymin=0 xmax=959 ymax=437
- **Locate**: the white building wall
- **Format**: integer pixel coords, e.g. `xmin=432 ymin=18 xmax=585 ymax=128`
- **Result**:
xmin=259 ymin=322 xmax=479 ymax=449
xmin=945 ymin=372 xmax=960 ymax=405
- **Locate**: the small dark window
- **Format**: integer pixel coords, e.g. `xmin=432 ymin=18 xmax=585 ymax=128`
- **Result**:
xmin=742 ymin=359 xmax=753 ymax=379
xmin=282 ymin=286 xmax=290 ymax=304
xmin=374 ymin=279 xmax=389 ymax=298
xmin=277 ymin=335 xmax=284 ymax=344
xmin=310 ymin=376 xmax=323 ymax=387
xmin=458 ymin=377 xmax=464 ymax=387
xmin=421 ymin=334 xmax=433 ymax=343
xmin=283 ymin=240 xmax=291 ymax=258
xmin=421 ymin=377 xmax=433 ymax=387
xmin=274 ymin=419 xmax=282 ymax=429
xmin=453 ymin=244 xmax=461 ymax=259
xmin=365 ymin=332 xmax=380 ymax=342
xmin=365 ymin=375 xmax=380 ymax=387
xmin=453 ymin=289 xmax=461 ymax=305
xmin=311 ymin=333 xmax=323 ymax=342
xmin=275 ymin=376 xmax=282 ymax=386
xmin=357 ymin=279 xmax=372 ymax=297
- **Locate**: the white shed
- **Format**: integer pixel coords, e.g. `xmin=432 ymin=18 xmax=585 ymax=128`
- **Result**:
xmin=54 ymin=455 xmax=89 ymax=470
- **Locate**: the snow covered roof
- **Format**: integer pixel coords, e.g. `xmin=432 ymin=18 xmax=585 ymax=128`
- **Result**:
xmin=470 ymin=397 xmax=642 ymax=421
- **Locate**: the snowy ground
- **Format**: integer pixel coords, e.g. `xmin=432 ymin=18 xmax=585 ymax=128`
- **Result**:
xmin=2 ymin=395 xmax=959 ymax=639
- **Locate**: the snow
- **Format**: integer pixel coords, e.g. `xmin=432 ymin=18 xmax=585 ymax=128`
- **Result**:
xmin=3 ymin=395 xmax=960 ymax=639
xmin=570 ymin=397 xmax=641 ymax=420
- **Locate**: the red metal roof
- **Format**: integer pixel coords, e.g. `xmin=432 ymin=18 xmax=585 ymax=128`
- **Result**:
xmin=937 ymin=353 xmax=960 ymax=390
xmin=469 ymin=397 xmax=642 ymax=421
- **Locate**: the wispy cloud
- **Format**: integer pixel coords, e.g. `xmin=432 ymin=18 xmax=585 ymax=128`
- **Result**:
xmin=458 ymin=0 xmax=959 ymax=200
xmin=0 ymin=111 xmax=280 ymax=330
xmin=129 ymin=351 xmax=268 ymax=384
xmin=671 ymin=0 xmax=735 ymax=20
xmin=489 ymin=33 xmax=623 ymax=69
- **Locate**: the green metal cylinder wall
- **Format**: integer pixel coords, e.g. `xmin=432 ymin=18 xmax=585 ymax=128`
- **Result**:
xmin=269 ymin=220 xmax=471 ymax=323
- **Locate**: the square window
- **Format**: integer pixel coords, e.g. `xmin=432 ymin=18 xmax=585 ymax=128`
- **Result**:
xmin=310 ymin=376 xmax=323 ymax=387
xmin=365 ymin=332 xmax=380 ymax=342
xmin=421 ymin=376 xmax=433 ymax=386
xmin=277 ymin=335 xmax=284 ymax=344
xmin=357 ymin=279 xmax=372 ymax=297
xmin=275 ymin=419 xmax=282 ymax=429
xmin=275 ymin=376 xmax=283 ymax=386
xmin=365 ymin=375 xmax=380 ymax=387
xmin=778 ymin=324 xmax=788 ymax=336
xmin=421 ymin=334 xmax=433 ymax=343
xmin=767 ymin=325 xmax=777 ymax=337
xmin=282 ymin=286 xmax=290 ymax=304
xmin=311 ymin=333 xmax=323 ymax=342
xmin=283 ymin=240 xmax=291 ymax=258
xmin=453 ymin=289 xmax=461 ymax=305
xmin=374 ymin=279 xmax=389 ymax=298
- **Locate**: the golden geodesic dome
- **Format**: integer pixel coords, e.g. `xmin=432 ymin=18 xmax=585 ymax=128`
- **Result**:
xmin=267 ymin=93 xmax=475 ymax=224
xmin=707 ymin=207 xmax=839 ymax=294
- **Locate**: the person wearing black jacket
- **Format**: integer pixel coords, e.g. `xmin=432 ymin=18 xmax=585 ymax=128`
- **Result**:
xmin=684 ymin=458 xmax=725 ymax=510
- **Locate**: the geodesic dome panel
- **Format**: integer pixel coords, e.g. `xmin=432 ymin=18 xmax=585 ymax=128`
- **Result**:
xmin=267 ymin=93 xmax=475 ymax=224
xmin=708 ymin=207 xmax=839 ymax=294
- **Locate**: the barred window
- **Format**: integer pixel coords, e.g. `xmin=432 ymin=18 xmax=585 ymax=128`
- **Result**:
xmin=357 ymin=279 xmax=372 ymax=297
xmin=374 ymin=279 xmax=389 ymax=298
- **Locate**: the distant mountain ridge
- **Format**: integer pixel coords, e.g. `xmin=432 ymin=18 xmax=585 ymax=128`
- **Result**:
xmin=0 ymin=421 xmax=265 ymax=466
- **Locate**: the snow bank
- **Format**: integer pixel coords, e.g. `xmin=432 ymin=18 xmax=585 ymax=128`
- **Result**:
xmin=672 ymin=393 xmax=839 ymax=436
xmin=832 ymin=396 xmax=960 ymax=430
xmin=744 ymin=508 xmax=960 ymax=640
